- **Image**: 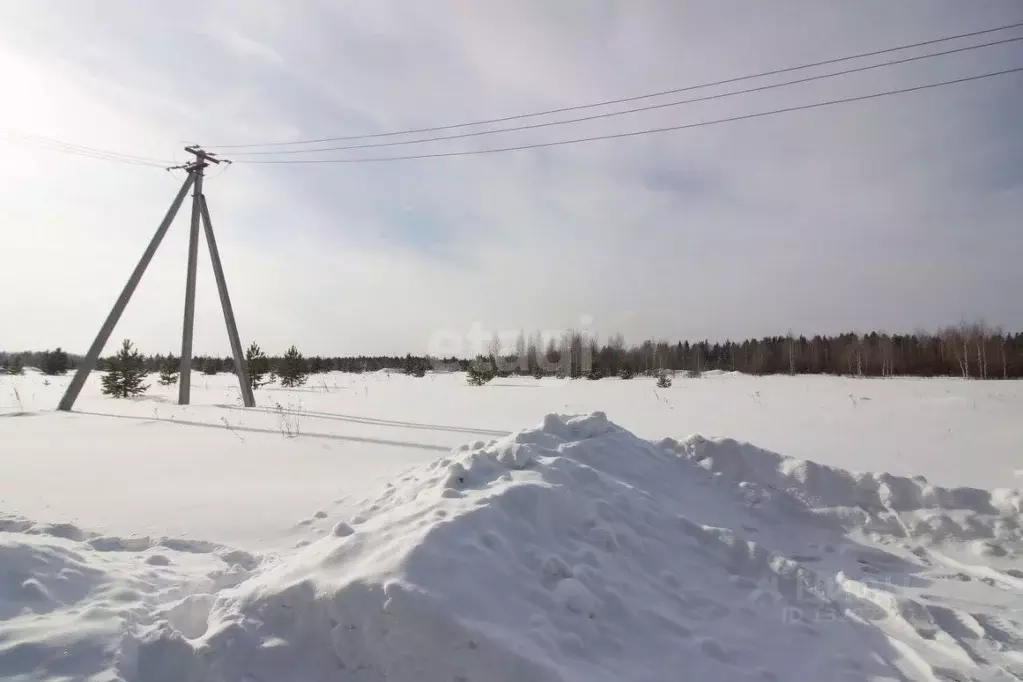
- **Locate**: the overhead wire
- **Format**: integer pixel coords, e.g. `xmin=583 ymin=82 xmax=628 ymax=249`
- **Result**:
xmin=4 ymin=22 xmax=1019 ymax=169
xmin=231 ymin=67 xmax=1023 ymax=165
xmin=0 ymin=131 xmax=175 ymax=167
xmin=207 ymin=20 xmax=1023 ymax=150
xmin=222 ymin=35 xmax=1023 ymax=156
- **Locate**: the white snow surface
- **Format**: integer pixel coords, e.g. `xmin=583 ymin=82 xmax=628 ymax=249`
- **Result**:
xmin=3 ymin=370 xmax=1021 ymax=551
xmin=2 ymin=372 xmax=1022 ymax=681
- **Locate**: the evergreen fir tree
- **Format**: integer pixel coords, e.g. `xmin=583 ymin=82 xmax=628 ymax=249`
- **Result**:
xmin=403 ymin=353 xmax=426 ymax=377
xmin=41 ymin=347 xmax=70 ymax=375
xmin=279 ymin=345 xmax=308 ymax=388
xmin=200 ymin=357 xmax=219 ymax=376
xmin=246 ymin=342 xmax=271 ymax=390
xmin=0 ymin=356 xmax=21 ymax=375
xmin=101 ymin=340 xmax=149 ymax=398
xmin=158 ymin=354 xmax=179 ymax=386
xmin=466 ymin=355 xmax=495 ymax=386
xmin=656 ymin=370 xmax=673 ymax=388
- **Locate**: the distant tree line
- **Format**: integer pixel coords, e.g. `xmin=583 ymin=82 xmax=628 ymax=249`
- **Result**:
xmin=483 ymin=323 xmax=1023 ymax=379
xmin=88 ymin=352 xmax=455 ymax=376
xmin=0 ymin=347 xmax=448 ymax=379
xmin=2 ymin=322 xmax=1021 ymax=380
xmin=0 ymin=348 xmax=72 ymax=375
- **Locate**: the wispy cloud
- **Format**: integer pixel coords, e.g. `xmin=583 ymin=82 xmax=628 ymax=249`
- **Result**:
xmin=1 ymin=0 xmax=1021 ymax=356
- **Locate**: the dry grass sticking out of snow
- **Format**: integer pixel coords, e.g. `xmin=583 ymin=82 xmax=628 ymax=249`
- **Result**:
xmin=3 ymin=413 xmax=1021 ymax=682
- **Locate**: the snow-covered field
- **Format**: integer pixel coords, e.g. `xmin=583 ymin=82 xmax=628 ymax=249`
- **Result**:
xmin=2 ymin=370 xmax=1021 ymax=680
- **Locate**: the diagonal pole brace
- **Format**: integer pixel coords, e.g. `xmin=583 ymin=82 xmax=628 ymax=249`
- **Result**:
xmin=200 ymin=194 xmax=255 ymax=407
xmin=58 ymin=172 xmax=197 ymax=411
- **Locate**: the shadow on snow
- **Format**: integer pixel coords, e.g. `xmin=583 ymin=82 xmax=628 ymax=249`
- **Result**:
xmin=71 ymin=410 xmax=452 ymax=452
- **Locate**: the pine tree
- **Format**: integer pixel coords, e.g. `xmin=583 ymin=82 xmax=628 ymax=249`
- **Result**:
xmin=41 ymin=348 xmax=70 ymax=375
xmin=656 ymin=370 xmax=672 ymax=388
xmin=158 ymin=354 xmax=179 ymax=386
xmin=279 ymin=345 xmax=308 ymax=388
xmin=101 ymin=340 xmax=149 ymax=398
xmin=403 ymin=353 xmax=426 ymax=377
xmin=2 ymin=355 xmax=21 ymax=375
xmin=246 ymin=343 xmax=271 ymax=389
xmin=200 ymin=357 xmax=219 ymax=376
xmin=466 ymin=354 xmax=495 ymax=386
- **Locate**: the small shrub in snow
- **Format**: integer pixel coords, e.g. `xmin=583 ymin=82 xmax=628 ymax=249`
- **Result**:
xmin=587 ymin=367 xmax=604 ymax=380
xmin=618 ymin=365 xmax=635 ymax=380
xmin=158 ymin=355 xmax=179 ymax=386
xmin=279 ymin=345 xmax=308 ymax=388
xmin=686 ymin=368 xmax=702 ymax=379
xmin=466 ymin=355 xmax=495 ymax=386
xmin=101 ymin=340 xmax=149 ymax=398
xmin=531 ymin=365 xmax=545 ymax=380
xmin=271 ymin=400 xmax=302 ymax=438
xmin=656 ymin=371 xmax=672 ymax=388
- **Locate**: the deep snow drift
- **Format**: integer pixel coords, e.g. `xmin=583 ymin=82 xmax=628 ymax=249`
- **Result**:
xmin=3 ymin=413 xmax=1021 ymax=681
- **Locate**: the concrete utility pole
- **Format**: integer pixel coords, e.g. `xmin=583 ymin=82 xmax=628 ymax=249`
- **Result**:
xmin=58 ymin=146 xmax=256 ymax=411
xmin=178 ymin=156 xmax=205 ymax=405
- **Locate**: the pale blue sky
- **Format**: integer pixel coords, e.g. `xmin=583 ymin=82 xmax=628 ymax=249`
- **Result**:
xmin=1 ymin=0 xmax=1021 ymax=357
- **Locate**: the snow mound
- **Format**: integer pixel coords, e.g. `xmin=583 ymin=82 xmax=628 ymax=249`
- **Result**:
xmin=4 ymin=414 xmax=1021 ymax=681
xmin=662 ymin=434 xmax=1023 ymax=544
xmin=115 ymin=413 xmax=1022 ymax=681
xmin=0 ymin=518 xmax=259 ymax=680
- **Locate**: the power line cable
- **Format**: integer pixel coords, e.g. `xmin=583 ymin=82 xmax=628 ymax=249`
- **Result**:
xmin=0 ymin=131 xmax=174 ymax=167
xmin=232 ymin=66 xmax=1023 ymax=165
xmin=209 ymin=20 xmax=1023 ymax=149
xmin=4 ymin=132 xmax=171 ymax=164
xmin=224 ymin=35 xmax=1023 ymax=156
